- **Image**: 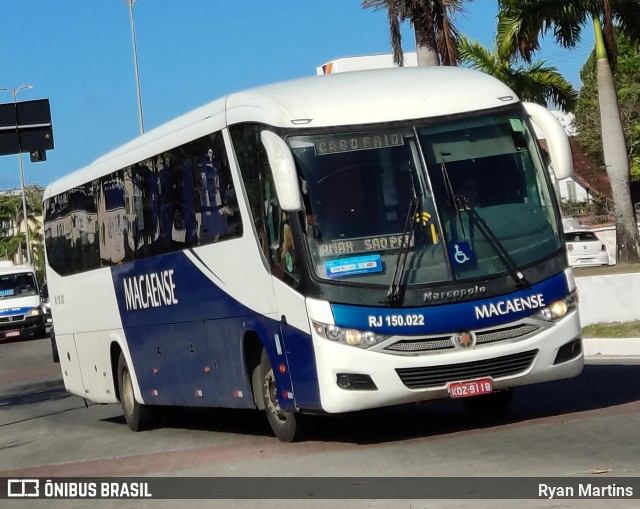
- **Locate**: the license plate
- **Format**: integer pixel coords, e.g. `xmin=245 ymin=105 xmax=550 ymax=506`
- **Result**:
xmin=4 ymin=330 xmax=20 ymax=338
xmin=449 ymin=378 xmax=493 ymax=399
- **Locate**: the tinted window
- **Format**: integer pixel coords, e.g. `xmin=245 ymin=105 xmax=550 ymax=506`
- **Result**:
xmin=45 ymin=131 xmax=242 ymax=276
xmin=566 ymin=232 xmax=599 ymax=242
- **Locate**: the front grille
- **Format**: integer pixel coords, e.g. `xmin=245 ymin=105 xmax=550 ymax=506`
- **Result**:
xmin=384 ymin=323 xmax=541 ymax=355
xmin=0 ymin=315 xmax=24 ymax=323
xmin=385 ymin=336 xmax=454 ymax=353
xmin=476 ymin=324 xmax=539 ymax=345
xmin=396 ymin=350 xmax=538 ymax=389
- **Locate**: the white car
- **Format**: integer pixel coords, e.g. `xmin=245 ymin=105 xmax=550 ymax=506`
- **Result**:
xmin=565 ymin=230 xmax=609 ymax=267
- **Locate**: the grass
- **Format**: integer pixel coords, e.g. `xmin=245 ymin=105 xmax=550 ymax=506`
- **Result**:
xmin=582 ymin=320 xmax=640 ymax=338
xmin=574 ymin=263 xmax=640 ymax=338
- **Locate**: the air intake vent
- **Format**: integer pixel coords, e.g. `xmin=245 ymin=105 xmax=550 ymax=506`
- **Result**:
xmin=396 ymin=350 xmax=538 ymax=389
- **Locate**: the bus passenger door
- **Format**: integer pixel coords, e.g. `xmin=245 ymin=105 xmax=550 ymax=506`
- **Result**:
xmin=261 ymin=187 xmax=319 ymax=411
xmin=272 ymin=279 xmax=320 ymax=411
xmin=230 ymin=124 xmax=320 ymax=411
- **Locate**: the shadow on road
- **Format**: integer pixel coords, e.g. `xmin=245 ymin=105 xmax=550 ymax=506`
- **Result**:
xmin=0 ymin=379 xmax=70 ymax=408
xmin=99 ymin=363 xmax=640 ymax=444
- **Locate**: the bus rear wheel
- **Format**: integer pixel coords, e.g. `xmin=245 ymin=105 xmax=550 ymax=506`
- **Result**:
xmin=117 ymin=352 xmax=155 ymax=431
xmin=462 ymin=388 xmax=513 ymax=415
xmin=259 ymin=349 xmax=301 ymax=442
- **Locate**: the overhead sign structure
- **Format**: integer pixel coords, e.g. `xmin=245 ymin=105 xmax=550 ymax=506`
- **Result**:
xmin=0 ymin=98 xmax=54 ymax=161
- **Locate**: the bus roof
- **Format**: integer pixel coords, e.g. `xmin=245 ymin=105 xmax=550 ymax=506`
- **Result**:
xmin=45 ymin=67 xmax=519 ymax=198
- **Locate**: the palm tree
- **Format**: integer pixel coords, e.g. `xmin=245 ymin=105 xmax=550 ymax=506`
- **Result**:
xmin=29 ymin=221 xmax=46 ymax=283
xmin=496 ymin=0 xmax=640 ymax=263
xmin=458 ymin=36 xmax=578 ymax=112
xmin=0 ymin=192 xmax=40 ymax=265
xmin=362 ymin=0 xmax=468 ymax=66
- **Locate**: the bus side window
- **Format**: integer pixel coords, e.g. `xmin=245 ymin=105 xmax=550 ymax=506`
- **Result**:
xmin=192 ymin=132 xmax=242 ymax=245
xmin=231 ymin=124 xmax=300 ymax=285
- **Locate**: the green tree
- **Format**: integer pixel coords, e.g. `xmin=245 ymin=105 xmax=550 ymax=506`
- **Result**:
xmin=459 ymin=36 xmax=578 ymax=112
xmin=362 ymin=0 xmax=468 ymax=66
xmin=0 ymin=184 xmax=45 ymax=268
xmin=497 ymin=0 xmax=640 ymax=263
xmin=575 ymin=33 xmax=640 ymax=180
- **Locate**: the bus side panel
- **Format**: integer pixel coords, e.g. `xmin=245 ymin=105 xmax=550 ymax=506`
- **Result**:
xmin=56 ymin=333 xmax=87 ymax=398
xmin=124 ymin=319 xmax=256 ymax=409
xmin=271 ymin=280 xmax=321 ymax=411
xmin=48 ymin=268 xmax=122 ymax=337
xmin=279 ymin=326 xmax=321 ymax=411
xmin=73 ymin=331 xmax=118 ymax=403
xmin=110 ymin=250 xmax=275 ymax=409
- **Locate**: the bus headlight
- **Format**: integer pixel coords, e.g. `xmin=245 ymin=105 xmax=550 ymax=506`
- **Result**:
xmin=312 ymin=321 xmax=388 ymax=349
xmin=534 ymin=291 xmax=578 ymax=321
xmin=25 ymin=308 xmax=41 ymax=317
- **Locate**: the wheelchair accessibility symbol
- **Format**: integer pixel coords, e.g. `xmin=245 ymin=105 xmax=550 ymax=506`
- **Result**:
xmin=450 ymin=242 xmax=474 ymax=266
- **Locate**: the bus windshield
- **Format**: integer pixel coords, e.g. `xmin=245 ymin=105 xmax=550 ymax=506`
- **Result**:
xmin=288 ymin=107 xmax=563 ymax=286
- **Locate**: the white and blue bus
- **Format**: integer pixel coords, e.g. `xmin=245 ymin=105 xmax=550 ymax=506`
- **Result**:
xmin=44 ymin=67 xmax=583 ymax=442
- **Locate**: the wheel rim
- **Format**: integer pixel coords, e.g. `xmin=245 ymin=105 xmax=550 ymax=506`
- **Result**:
xmin=263 ymin=365 xmax=288 ymax=423
xmin=121 ymin=367 xmax=135 ymax=417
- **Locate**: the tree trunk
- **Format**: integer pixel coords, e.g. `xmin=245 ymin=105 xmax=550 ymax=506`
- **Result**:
xmin=416 ymin=43 xmax=440 ymax=66
xmin=414 ymin=18 xmax=439 ymax=66
xmin=594 ymin=19 xmax=640 ymax=263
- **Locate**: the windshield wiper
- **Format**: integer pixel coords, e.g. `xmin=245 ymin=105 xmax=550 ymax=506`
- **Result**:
xmin=455 ymin=195 xmax=530 ymax=290
xmin=439 ymin=155 xmax=529 ymax=290
xmin=383 ymin=162 xmax=421 ymax=305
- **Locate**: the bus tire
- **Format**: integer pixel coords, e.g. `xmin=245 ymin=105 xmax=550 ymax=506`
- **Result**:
xmin=259 ymin=349 xmax=301 ymax=442
xmin=117 ymin=352 xmax=154 ymax=431
xmin=462 ymin=388 xmax=513 ymax=415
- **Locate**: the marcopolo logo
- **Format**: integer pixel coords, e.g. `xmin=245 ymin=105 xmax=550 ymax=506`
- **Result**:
xmin=424 ymin=284 xmax=487 ymax=303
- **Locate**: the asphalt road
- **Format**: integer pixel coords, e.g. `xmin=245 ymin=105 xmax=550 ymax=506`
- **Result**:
xmin=1 ymin=336 xmax=640 ymax=509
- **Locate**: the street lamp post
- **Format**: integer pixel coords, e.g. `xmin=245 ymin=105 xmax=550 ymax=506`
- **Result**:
xmin=0 ymin=85 xmax=33 ymax=265
xmin=125 ymin=0 xmax=145 ymax=134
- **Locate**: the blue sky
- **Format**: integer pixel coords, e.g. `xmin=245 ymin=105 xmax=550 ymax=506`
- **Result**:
xmin=0 ymin=0 xmax=594 ymax=192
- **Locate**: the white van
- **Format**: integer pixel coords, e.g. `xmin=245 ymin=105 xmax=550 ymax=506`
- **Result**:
xmin=0 ymin=262 xmax=46 ymax=341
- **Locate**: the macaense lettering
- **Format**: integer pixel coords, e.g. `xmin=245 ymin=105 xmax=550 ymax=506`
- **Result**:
xmin=123 ymin=270 xmax=179 ymax=311
xmin=474 ymin=294 xmax=545 ymax=319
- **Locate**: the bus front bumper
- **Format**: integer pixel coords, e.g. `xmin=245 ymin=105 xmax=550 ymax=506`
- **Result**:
xmin=310 ymin=311 xmax=583 ymax=414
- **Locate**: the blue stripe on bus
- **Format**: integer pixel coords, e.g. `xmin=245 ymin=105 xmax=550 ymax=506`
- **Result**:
xmin=331 ymin=272 xmax=569 ymax=335
xmin=110 ymin=252 xmax=320 ymax=411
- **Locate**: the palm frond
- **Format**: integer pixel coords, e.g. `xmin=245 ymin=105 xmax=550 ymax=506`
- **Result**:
xmin=458 ymin=37 xmax=503 ymax=76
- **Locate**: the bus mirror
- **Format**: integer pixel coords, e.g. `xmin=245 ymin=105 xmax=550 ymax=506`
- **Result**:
xmin=260 ymin=131 xmax=302 ymax=211
xmin=523 ymin=102 xmax=573 ymax=180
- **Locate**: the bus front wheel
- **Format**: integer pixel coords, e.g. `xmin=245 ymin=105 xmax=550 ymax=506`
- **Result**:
xmin=117 ymin=352 xmax=154 ymax=431
xmin=259 ymin=349 xmax=301 ymax=442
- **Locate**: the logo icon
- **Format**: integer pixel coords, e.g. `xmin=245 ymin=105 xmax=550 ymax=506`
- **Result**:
xmin=8 ymin=479 xmax=40 ymax=498
xmin=453 ymin=331 xmax=476 ymax=349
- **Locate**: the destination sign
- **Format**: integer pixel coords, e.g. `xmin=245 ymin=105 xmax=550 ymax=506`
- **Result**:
xmin=317 ymin=233 xmax=413 ymax=257
xmin=314 ymin=132 xmax=404 ymax=156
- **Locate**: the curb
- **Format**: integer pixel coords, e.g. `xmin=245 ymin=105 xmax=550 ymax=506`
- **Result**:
xmin=582 ymin=337 xmax=640 ymax=357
